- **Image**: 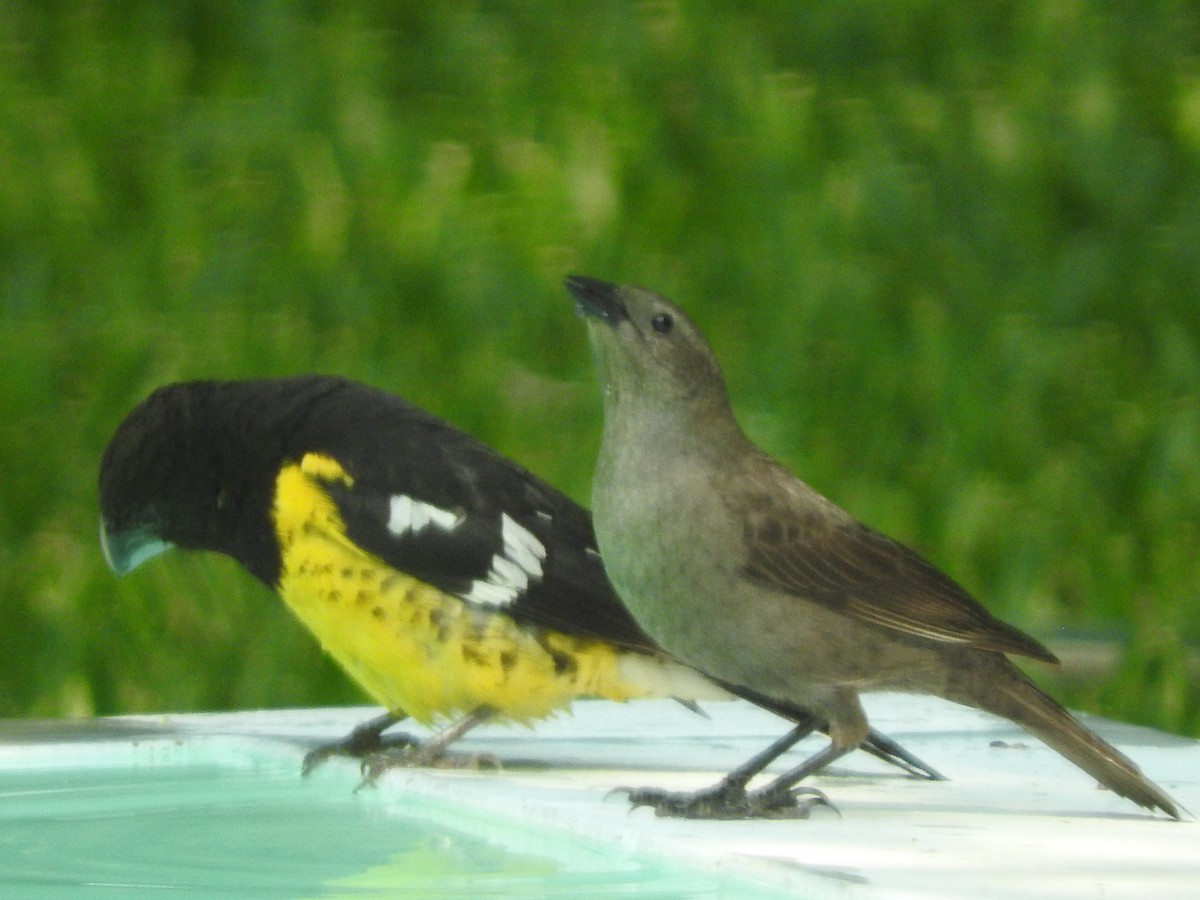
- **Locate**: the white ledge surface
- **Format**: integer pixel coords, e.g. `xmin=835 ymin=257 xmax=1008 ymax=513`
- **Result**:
xmin=2 ymin=695 xmax=1197 ymax=897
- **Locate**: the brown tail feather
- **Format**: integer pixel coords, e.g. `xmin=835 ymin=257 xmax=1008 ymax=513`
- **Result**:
xmin=954 ymin=660 xmax=1181 ymax=819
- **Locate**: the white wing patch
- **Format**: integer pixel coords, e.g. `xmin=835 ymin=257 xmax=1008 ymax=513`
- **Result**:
xmin=501 ymin=513 xmax=545 ymax=579
xmin=465 ymin=513 xmax=547 ymax=608
xmin=387 ymin=494 xmax=462 ymax=536
xmin=386 ymin=497 xmax=545 ymax=609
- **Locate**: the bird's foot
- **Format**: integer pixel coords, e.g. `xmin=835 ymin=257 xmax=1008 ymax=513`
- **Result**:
xmin=617 ymin=779 xmax=837 ymax=820
xmin=356 ymin=746 xmax=502 ymax=789
xmin=302 ymin=728 xmax=418 ymax=777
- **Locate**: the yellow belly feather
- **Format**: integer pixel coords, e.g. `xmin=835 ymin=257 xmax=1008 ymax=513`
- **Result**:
xmin=271 ymin=453 xmax=666 ymax=725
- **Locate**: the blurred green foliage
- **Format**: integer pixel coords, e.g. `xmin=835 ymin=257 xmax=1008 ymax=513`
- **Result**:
xmin=1 ymin=1 xmax=1197 ymax=736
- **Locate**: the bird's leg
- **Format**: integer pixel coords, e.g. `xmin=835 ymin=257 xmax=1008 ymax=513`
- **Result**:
xmin=393 ymin=706 xmax=498 ymax=768
xmin=620 ymin=720 xmax=834 ymax=819
xmin=358 ymin=706 xmax=498 ymax=787
xmin=725 ymin=691 xmax=867 ymax=815
xmin=302 ymin=710 xmax=411 ymax=776
xmin=745 ymin=741 xmax=853 ymax=812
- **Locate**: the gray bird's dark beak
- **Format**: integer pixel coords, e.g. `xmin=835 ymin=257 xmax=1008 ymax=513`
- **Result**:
xmin=99 ymin=518 xmax=173 ymax=575
xmin=566 ymin=275 xmax=629 ymax=325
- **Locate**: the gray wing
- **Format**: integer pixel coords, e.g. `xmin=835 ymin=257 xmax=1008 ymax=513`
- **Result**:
xmin=741 ymin=496 xmax=1058 ymax=663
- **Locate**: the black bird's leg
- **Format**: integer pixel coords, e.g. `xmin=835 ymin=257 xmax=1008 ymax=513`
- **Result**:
xmin=358 ymin=707 xmax=499 ymax=786
xmin=302 ymin=710 xmax=411 ymax=776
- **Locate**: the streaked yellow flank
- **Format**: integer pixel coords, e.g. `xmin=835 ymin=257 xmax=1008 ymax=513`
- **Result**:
xmin=272 ymin=453 xmax=696 ymax=724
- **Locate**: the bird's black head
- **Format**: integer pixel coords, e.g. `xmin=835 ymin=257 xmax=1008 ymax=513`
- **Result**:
xmin=566 ymin=275 xmax=729 ymax=410
xmin=98 ymin=380 xmax=285 ymax=583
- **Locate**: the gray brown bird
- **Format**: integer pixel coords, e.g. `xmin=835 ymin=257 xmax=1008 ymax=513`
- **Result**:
xmin=568 ymin=274 xmax=1181 ymax=820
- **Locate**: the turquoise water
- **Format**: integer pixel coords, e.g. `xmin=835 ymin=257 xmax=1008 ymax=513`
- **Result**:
xmin=0 ymin=733 xmax=785 ymax=898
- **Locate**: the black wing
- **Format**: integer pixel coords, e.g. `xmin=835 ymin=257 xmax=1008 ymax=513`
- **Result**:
xmin=290 ymin=381 xmax=657 ymax=652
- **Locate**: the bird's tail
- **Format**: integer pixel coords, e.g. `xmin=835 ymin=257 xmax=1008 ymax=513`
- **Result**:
xmin=713 ymin=679 xmax=946 ymax=781
xmin=952 ymin=659 xmax=1182 ymax=819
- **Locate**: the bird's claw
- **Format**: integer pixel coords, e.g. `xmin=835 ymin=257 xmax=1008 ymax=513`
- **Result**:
xmin=301 ymin=731 xmax=419 ymax=777
xmin=614 ymin=781 xmax=837 ymax=820
xmin=354 ymin=747 xmax=503 ymax=790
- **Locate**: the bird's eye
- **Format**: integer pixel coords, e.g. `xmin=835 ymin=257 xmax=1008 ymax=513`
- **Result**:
xmin=650 ymin=313 xmax=674 ymax=334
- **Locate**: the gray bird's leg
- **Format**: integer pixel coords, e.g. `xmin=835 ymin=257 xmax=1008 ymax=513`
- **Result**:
xmin=620 ymin=718 xmax=836 ymax=819
xmin=745 ymin=741 xmax=854 ymax=811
